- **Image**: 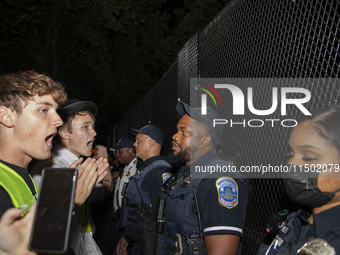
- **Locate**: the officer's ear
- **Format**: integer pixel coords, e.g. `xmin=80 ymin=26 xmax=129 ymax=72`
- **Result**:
xmin=59 ymin=127 xmax=69 ymax=140
xmin=201 ymin=135 xmax=212 ymax=148
xmin=149 ymin=139 xmax=156 ymax=148
xmin=0 ymin=106 xmax=15 ymax=128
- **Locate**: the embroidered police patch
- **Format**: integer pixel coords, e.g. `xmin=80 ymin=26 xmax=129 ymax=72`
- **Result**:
xmin=216 ymin=177 xmax=238 ymax=209
xmin=162 ymin=173 xmax=172 ymax=183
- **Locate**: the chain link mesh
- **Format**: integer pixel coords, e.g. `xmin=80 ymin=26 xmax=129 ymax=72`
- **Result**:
xmin=113 ymin=0 xmax=340 ymax=253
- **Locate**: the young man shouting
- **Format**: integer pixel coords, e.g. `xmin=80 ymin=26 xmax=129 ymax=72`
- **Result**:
xmin=0 ymin=70 xmax=67 ymax=216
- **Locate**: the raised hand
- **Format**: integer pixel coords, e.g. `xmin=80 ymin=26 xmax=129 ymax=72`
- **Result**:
xmin=71 ymin=157 xmax=99 ymax=206
xmin=95 ymin=157 xmax=113 ymax=193
xmin=94 ymin=145 xmax=108 ymax=160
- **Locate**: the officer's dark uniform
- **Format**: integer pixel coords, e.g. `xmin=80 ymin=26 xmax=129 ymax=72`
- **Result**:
xmin=156 ymin=148 xmax=248 ymax=255
xmin=122 ymin=155 xmax=172 ymax=255
xmin=258 ymin=205 xmax=340 ymax=254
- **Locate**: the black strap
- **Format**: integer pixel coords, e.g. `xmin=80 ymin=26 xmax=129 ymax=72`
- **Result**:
xmin=116 ymin=179 xmax=121 ymax=208
xmin=161 ymin=170 xmax=182 ymax=193
xmin=167 ymin=232 xmax=180 ymax=242
xmin=192 ymin=185 xmax=203 ymax=239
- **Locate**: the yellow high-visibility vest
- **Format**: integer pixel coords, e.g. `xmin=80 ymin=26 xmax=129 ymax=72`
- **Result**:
xmin=0 ymin=162 xmax=38 ymax=216
xmin=82 ymin=200 xmax=92 ymax=234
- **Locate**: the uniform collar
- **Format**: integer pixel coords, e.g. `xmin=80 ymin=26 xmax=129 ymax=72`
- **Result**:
xmin=123 ymin=157 xmax=137 ymax=173
xmin=144 ymin=155 xmax=165 ymax=166
xmin=190 ymin=148 xmax=218 ymax=169
xmin=314 ymin=204 xmax=340 ymax=237
xmin=178 ymin=148 xmax=218 ymax=176
xmin=296 ymin=209 xmax=312 ymax=224
xmin=134 ymin=155 xmax=165 ymax=175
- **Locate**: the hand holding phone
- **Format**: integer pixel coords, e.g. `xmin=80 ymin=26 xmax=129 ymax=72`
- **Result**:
xmin=29 ymin=168 xmax=77 ymax=254
xmin=0 ymin=203 xmax=37 ymax=255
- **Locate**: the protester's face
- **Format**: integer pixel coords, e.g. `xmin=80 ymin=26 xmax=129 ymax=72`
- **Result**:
xmin=134 ymin=133 xmax=151 ymax=161
xmin=115 ymin=147 xmax=133 ymax=165
xmin=288 ymin=121 xmax=340 ymax=198
xmin=67 ymin=114 xmax=96 ymax=157
xmin=12 ymin=94 xmax=63 ymax=167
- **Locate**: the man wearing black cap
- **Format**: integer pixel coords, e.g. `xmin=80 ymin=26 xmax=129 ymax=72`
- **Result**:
xmin=156 ymin=101 xmax=248 ymax=255
xmin=31 ymin=99 xmax=113 ymax=254
xmin=116 ymin=125 xmax=173 ymax=255
xmin=32 ymin=99 xmax=112 ymax=195
xmin=112 ymin=138 xmax=138 ymax=214
xmin=111 ymin=138 xmax=138 ymax=255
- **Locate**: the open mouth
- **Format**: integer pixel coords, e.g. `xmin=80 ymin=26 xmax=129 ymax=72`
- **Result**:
xmin=87 ymin=139 xmax=95 ymax=149
xmin=172 ymin=141 xmax=180 ymax=150
xmin=45 ymin=133 xmax=56 ymax=148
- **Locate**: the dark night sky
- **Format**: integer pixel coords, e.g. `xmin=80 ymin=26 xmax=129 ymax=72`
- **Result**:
xmin=0 ymin=0 xmax=229 ymax=144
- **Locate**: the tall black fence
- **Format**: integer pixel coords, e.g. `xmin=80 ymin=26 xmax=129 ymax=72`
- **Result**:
xmin=112 ymin=0 xmax=340 ymax=254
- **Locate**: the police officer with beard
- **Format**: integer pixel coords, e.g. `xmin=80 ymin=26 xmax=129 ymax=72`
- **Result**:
xmin=156 ymin=102 xmax=248 ymax=255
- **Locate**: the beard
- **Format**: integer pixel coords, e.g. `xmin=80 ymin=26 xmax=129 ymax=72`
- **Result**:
xmin=166 ymin=147 xmax=189 ymax=168
xmin=166 ymin=140 xmax=199 ymax=169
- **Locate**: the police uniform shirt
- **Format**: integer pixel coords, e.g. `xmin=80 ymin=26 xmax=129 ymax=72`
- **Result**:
xmin=113 ymin=157 xmax=138 ymax=211
xmin=0 ymin=159 xmax=37 ymax=217
xmin=139 ymin=155 xmax=173 ymax=214
xmin=181 ymin=149 xmax=248 ymax=238
xmin=122 ymin=155 xmax=172 ymax=246
xmin=258 ymin=204 xmax=340 ymax=254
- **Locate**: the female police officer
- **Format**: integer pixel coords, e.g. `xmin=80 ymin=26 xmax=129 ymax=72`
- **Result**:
xmin=259 ymin=106 xmax=340 ymax=254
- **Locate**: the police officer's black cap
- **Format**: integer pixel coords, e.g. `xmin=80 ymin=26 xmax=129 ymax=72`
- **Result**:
xmin=112 ymin=138 xmax=135 ymax=149
xmin=57 ymin=99 xmax=98 ymax=123
xmin=131 ymin=125 xmax=164 ymax=146
xmin=176 ymin=101 xmax=223 ymax=145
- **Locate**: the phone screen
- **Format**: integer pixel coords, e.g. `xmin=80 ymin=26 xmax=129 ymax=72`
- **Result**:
xmin=29 ymin=168 xmax=77 ymax=253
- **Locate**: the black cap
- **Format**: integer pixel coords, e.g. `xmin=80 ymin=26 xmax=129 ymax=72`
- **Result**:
xmin=57 ymin=99 xmax=98 ymax=123
xmin=176 ymin=101 xmax=223 ymax=145
xmin=112 ymin=138 xmax=135 ymax=149
xmin=131 ymin=125 xmax=164 ymax=146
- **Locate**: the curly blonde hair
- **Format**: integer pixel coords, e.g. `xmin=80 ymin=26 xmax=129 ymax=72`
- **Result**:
xmin=0 ymin=70 xmax=67 ymax=113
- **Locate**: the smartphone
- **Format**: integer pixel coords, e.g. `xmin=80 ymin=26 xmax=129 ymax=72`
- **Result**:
xmin=29 ymin=168 xmax=78 ymax=254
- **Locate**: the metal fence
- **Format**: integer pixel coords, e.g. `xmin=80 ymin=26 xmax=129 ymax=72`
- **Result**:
xmin=112 ymin=0 xmax=340 ymax=253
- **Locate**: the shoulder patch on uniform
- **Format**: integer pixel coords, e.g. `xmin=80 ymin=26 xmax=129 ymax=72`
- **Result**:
xmin=216 ymin=177 xmax=238 ymax=209
xmin=162 ymin=173 xmax=172 ymax=183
